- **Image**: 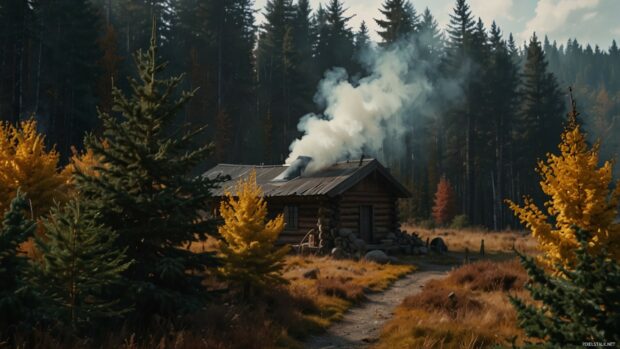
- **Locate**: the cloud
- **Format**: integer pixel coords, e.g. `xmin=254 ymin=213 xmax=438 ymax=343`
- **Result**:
xmin=520 ymin=0 xmax=599 ymax=41
xmin=469 ymin=0 xmax=515 ymax=24
xmin=582 ymin=11 xmax=598 ymax=21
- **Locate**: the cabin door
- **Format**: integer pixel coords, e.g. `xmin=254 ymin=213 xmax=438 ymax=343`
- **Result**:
xmin=359 ymin=205 xmax=373 ymax=242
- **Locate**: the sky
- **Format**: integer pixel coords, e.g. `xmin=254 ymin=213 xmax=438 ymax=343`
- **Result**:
xmin=253 ymin=0 xmax=620 ymax=50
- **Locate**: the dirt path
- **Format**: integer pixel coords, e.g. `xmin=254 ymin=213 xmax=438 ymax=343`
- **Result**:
xmin=304 ymin=262 xmax=453 ymax=349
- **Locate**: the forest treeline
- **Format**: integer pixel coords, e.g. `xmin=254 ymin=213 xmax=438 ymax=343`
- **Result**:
xmin=1 ymin=0 xmax=619 ymax=229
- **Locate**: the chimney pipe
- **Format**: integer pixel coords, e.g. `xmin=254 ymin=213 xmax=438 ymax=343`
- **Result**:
xmin=273 ymin=156 xmax=313 ymax=181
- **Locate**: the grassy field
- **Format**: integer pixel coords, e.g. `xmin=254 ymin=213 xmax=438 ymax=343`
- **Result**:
xmin=373 ymin=259 xmax=531 ymax=349
xmin=402 ymin=225 xmax=539 ymax=255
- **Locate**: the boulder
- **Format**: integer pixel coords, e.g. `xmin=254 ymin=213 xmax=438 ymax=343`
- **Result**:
xmin=364 ymin=250 xmax=390 ymax=264
xmin=419 ymin=246 xmax=429 ymax=255
xmin=331 ymin=247 xmax=346 ymax=259
xmin=430 ymin=237 xmax=448 ymax=254
xmin=353 ymin=238 xmax=367 ymax=253
xmin=348 ymin=232 xmax=357 ymax=243
xmin=389 ymin=256 xmax=400 ymax=264
xmin=302 ymin=268 xmax=320 ymax=279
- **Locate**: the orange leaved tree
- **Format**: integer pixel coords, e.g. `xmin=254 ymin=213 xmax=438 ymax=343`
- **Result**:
xmin=218 ymin=170 xmax=289 ymax=297
xmin=508 ymin=94 xmax=620 ymax=271
xmin=432 ymin=176 xmax=457 ymax=226
xmin=0 ymin=119 xmax=68 ymax=217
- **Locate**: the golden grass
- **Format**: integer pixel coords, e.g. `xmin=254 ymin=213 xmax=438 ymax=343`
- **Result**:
xmin=282 ymin=256 xmax=415 ymax=334
xmin=7 ymin=255 xmax=413 ymax=349
xmin=373 ymin=259 xmax=530 ymax=349
xmin=402 ymin=225 xmax=539 ymax=255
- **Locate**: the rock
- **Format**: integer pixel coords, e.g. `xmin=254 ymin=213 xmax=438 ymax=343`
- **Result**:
xmin=364 ymin=250 xmax=390 ymax=264
xmin=302 ymin=268 xmax=320 ymax=279
xmin=430 ymin=237 xmax=448 ymax=254
xmin=353 ymin=238 xmax=367 ymax=253
xmin=348 ymin=232 xmax=357 ymax=243
xmin=389 ymin=256 xmax=400 ymax=264
xmin=339 ymin=228 xmax=353 ymax=237
xmin=331 ymin=247 xmax=346 ymax=259
xmin=419 ymin=246 xmax=428 ymax=254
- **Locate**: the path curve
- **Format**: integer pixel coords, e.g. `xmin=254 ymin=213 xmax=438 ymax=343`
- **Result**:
xmin=304 ymin=263 xmax=453 ymax=349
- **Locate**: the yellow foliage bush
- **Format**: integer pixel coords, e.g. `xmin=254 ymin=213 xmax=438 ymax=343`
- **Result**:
xmin=0 ymin=119 xmax=68 ymax=217
xmin=508 ymin=100 xmax=620 ymax=270
xmin=218 ymin=170 xmax=289 ymax=296
xmin=63 ymin=145 xmax=105 ymax=181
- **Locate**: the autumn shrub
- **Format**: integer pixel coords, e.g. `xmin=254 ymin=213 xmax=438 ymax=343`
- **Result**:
xmin=432 ymin=176 xmax=457 ymax=226
xmin=0 ymin=119 xmax=68 ymax=217
xmin=316 ymin=276 xmax=366 ymax=302
xmin=508 ymin=97 xmax=620 ymax=271
xmin=450 ymin=214 xmax=469 ymax=229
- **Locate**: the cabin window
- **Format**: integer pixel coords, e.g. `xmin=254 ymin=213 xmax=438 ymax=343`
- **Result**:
xmin=284 ymin=205 xmax=299 ymax=230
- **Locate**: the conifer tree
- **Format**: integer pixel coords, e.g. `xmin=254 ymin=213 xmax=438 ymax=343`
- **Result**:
xmin=315 ymin=0 xmax=355 ymax=73
xmin=0 ymin=192 xmax=36 ymax=337
xmin=218 ymin=171 xmax=289 ymax=298
xmin=418 ymin=8 xmax=443 ymax=61
xmin=0 ymin=120 xmax=69 ymax=216
xmin=508 ymin=93 xmax=620 ymax=270
xmin=75 ymin=24 xmax=224 ymax=318
xmin=354 ymin=21 xmax=371 ymax=55
xmin=32 ymin=199 xmax=132 ymax=332
xmin=375 ymin=0 xmax=418 ymax=45
xmin=510 ymin=228 xmax=620 ymax=346
xmin=432 ymin=176 xmax=457 ymax=226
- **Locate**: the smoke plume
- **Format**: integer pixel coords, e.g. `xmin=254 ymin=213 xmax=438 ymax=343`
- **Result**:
xmin=286 ymin=40 xmax=455 ymax=173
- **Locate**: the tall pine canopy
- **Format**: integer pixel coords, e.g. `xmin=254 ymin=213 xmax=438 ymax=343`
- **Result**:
xmin=375 ymin=0 xmax=418 ymax=45
xmin=76 ymin=24 xmax=224 ymax=319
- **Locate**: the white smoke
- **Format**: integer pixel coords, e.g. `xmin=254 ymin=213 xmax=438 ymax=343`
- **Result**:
xmin=285 ymin=42 xmax=442 ymax=173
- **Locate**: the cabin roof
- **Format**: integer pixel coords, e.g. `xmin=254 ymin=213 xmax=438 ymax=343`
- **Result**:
xmin=204 ymin=158 xmax=411 ymax=198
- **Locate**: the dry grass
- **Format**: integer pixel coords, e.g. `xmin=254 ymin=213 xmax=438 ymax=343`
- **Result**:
xmin=402 ymin=225 xmax=539 ymax=255
xmin=373 ymin=259 xmax=530 ymax=349
xmin=6 ymin=255 xmax=413 ymax=349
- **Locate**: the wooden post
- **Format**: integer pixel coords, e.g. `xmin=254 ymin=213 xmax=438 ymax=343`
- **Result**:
xmin=480 ymin=239 xmax=485 ymax=257
xmin=464 ymin=247 xmax=469 ymax=264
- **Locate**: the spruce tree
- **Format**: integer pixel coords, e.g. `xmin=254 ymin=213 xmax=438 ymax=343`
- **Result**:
xmin=511 ymin=228 xmax=620 ymax=346
xmin=32 ymin=199 xmax=132 ymax=333
xmin=75 ymin=24 xmax=224 ymax=319
xmin=418 ymin=8 xmax=443 ymax=61
xmin=517 ymin=33 xmax=564 ymax=200
xmin=315 ymin=0 xmax=355 ymax=73
xmin=0 ymin=192 xmax=36 ymax=338
xmin=375 ymin=0 xmax=418 ymax=45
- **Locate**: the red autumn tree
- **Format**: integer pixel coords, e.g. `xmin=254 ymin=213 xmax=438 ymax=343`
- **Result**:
xmin=432 ymin=176 xmax=457 ymax=226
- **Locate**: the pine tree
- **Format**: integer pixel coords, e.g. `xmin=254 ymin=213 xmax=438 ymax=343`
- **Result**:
xmin=315 ymin=0 xmax=355 ymax=73
xmin=516 ymin=33 xmax=564 ymax=202
xmin=508 ymin=93 xmax=620 ymax=271
xmin=510 ymin=228 xmax=620 ymax=346
xmin=32 ymin=199 xmax=131 ymax=333
xmin=432 ymin=176 xmax=457 ymax=226
xmin=218 ymin=171 xmax=289 ymax=298
xmin=418 ymin=8 xmax=443 ymax=61
xmin=375 ymin=0 xmax=418 ymax=45
xmin=0 ymin=192 xmax=36 ymax=337
xmin=0 ymin=119 xmax=69 ymax=216
xmin=354 ymin=21 xmax=371 ymax=55
xmin=75 ymin=24 xmax=224 ymax=319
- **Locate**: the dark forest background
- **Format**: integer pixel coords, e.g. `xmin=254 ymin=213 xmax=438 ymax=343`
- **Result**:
xmin=1 ymin=0 xmax=619 ymax=229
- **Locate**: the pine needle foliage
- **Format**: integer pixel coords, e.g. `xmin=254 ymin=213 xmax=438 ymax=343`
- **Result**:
xmin=0 ymin=120 xmax=68 ymax=216
xmin=510 ymin=228 xmax=620 ymax=347
xmin=508 ymin=92 xmax=620 ymax=271
xmin=0 ymin=192 xmax=36 ymax=336
xmin=32 ymin=199 xmax=132 ymax=333
xmin=218 ymin=170 xmax=289 ymax=298
xmin=74 ymin=24 xmax=225 ymax=318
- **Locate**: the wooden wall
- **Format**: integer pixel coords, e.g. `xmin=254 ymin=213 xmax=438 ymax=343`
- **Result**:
xmin=336 ymin=170 xmax=399 ymax=243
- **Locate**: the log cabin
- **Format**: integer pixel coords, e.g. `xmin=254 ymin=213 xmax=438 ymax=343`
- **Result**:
xmin=204 ymin=157 xmax=410 ymax=245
